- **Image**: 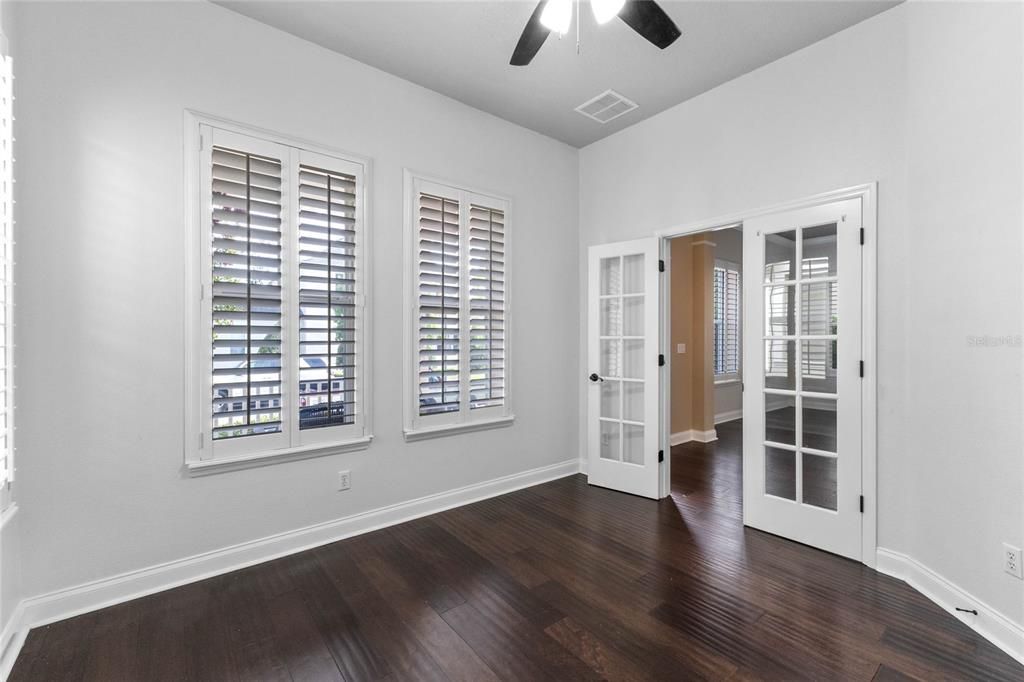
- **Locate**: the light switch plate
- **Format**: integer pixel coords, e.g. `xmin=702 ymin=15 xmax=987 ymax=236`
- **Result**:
xmin=677 ymin=343 xmax=686 ymax=354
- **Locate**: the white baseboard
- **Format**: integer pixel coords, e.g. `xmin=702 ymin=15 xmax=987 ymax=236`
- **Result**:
xmin=0 ymin=459 xmax=580 ymax=678
xmin=0 ymin=603 xmax=26 ymax=682
xmin=714 ymin=409 xmax=743 ymax=425
xmin=670 ymin=429 xmax=718 ymax=446
xmin=876 ymin=548 xmax=1024 ymax=665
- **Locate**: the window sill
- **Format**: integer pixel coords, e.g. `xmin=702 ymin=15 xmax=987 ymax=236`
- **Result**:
xmin=185 ymin=436 xmax=373 ymax=477
xmin=404 ymin=415 xmax=515 ymax=443
xmin=714 ymin=378 xmax=741 ymax=386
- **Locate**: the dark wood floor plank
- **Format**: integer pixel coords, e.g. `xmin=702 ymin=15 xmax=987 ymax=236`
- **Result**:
xmin=532 ymin=577 xmax=738 ymax=680
xmin=390 ymin=518 xmax=564 ymax=629
xmin=313 ymin=537 xmax=450 ymax=682
xmin=439 ymin=601 xmax=598 ymax=682
xmin=282 ymin=551 xmax=391 ymax=680
xmin=9 ymin=417 xmax=1022 ymax=681
xmin=352 ymin=531 xmax=500 ymax=682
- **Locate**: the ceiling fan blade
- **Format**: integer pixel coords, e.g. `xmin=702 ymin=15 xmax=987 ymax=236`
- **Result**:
xmin=510 ymin=1 xmax=551 ymax=66
xmin=618 ymin=0 xmax=681 ymax=50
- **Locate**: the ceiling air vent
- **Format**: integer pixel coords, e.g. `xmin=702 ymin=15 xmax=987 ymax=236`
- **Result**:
xmin=575 ymin=89 xmax=638 ymax=124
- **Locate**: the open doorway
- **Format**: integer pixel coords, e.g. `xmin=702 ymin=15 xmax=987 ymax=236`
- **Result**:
xmin=666 ymin=226 xmax=744 ymax=511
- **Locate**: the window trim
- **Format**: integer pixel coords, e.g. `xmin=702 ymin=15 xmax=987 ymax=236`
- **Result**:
xmin=402 ymin=170 xmax=514 ymax=441
xmin=183 ymin=111 xmax=374 ymax=475
xmin=713 ymin=258 xmax=742 ymax=383
xmin=0 ymin=53 xmax=11 ymax=508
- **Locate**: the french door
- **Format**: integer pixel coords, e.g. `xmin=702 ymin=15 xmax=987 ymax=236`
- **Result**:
xmin=742 ymin=199 xmax=863 ymax=559
xmin=586 ymin=238 xmax=662 ymax=499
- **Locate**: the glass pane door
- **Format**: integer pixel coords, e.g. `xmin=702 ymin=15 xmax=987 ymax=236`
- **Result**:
xmin=742 ymin=198 xmax=862 ymax=561
xmin=762 ymin=223 xmax=839 ymax=510
xmin=588 ymin=238 xmax=661 ymax=499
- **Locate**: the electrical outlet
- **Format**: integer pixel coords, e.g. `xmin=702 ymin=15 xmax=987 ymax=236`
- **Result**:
xmin=1005 ymin=543 xmax=1023 ymax=579
xmin=338 ymin=470 xmax=351 ymax=492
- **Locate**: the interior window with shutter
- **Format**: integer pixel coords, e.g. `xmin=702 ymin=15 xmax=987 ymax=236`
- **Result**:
xmin=189 ymin=121 xmax=370 ymax=471
xmin=407 ymin=175 xmax=512 ymax=438
xmin=712 ymin=262 xmax=740 ymax=379
xmin=0 ymin=54 xmax=12 ymax=495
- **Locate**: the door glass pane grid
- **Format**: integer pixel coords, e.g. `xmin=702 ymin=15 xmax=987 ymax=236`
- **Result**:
xmin=762 ymin=224 xmax=839 ymax=509
xmin=598 ymin=253 xmax=645 ymax=466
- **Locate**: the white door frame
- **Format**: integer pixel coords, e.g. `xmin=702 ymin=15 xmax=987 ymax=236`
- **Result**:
xmin=654 ymin=183 xmax=878 ymax=567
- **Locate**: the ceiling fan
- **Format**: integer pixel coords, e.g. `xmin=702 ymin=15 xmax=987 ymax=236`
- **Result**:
xmin=510 ymin=0 xmax=681 ymax=66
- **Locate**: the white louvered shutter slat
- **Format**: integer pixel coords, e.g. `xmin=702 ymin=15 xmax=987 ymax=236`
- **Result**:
xmin=297 ymin=164 xmax=358 ymax=429
xmin=713 ymin=264 xmax=741 ymax=378
xmin=468 ymin=205 xmax=505 ymax=409
xmin=210 ymin=146 xmax=285 ymax=441
xmin=418 ymin=193 xmax=460 ymax=416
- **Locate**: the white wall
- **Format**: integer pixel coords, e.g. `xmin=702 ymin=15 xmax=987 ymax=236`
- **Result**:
xmin=9 ymin=0 xmax=579 ymax=601
xmin=580 ymin=0 xmax=1022 ymax=628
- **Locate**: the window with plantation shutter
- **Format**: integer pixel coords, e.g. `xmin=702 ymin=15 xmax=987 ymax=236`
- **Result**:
xmin=713 ymin=261 xmax=740 ymax=380
xmin=0 ymin=54 xmax=12 ymax=496
xmin=406 ymin=174 xmax=512 ymax=439
xmin=187 ymin=118 xmax=371 ymax=473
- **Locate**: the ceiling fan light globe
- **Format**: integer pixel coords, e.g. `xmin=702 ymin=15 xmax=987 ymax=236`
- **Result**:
xmin=591 ymin=0 xmax=625 ymax=24
xmin=540 ymin=0 xmax=573 ymax=34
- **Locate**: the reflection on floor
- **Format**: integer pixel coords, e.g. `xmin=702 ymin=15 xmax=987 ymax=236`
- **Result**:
xmin=9 ymin=421 xmax=1022 ymax=680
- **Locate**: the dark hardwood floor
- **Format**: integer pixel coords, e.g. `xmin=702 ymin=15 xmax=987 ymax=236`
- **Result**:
xmin=11 ymin=420 xmax=1022 ymax=680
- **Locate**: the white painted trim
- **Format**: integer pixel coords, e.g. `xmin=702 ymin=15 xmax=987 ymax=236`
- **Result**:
xmin=0 ymin=459 xmax=580 ymax=676
xmin=876 ymin=548 xmax=1024 ymax=665
xmin=655 ymin=183 xmax=877 ymax=239
xmin=0 ymin=602 xmax=26 ymax=681
xmin=185 ymin=437 xmax=373 ymax=476
xmin=670 ymin=429 xmax=718 ymax=446
xmin=403 ymin=415 xmax=515 ymax=442
xmin=0 ymin=502 xmax=15 ymax=531
xmin=714 ymin=409 xmax=743 ymax=425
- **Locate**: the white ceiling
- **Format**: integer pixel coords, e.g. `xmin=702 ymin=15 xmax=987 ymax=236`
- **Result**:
xmin=215 ymin=0 xmax=899 ymax=148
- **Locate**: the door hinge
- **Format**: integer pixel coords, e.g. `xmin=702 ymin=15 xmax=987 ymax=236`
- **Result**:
xmin=859 ymin=495 xmax=864 ymax=513
xmin=859 ymin=360 xmax=864 ymax=378
xmin=658 ymin=354 xmax=665 ymax=367
xmin=658 ymin=259 xmax=665 ymax=272
xmin=658 ymin=450 xmax=664 ymax=463
xmin=860 ymin=227 xmax=865 ymax=245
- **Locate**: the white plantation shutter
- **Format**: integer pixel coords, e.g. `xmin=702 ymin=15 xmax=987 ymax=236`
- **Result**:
xmin=408 ymin=177 xmax=511 ymax=433
xmin=210 ymin=147 xmax=285 ymax=441
xmin=417 ymin=193 xmax=461 ymax=416
xmin=0 ymin=55 xmax=11 ymax=489
xmin=713 ymin=263 xmax=740 ymax=377
xmin=191 ymin=122 xmax=369 ymax=468
xmin=468 ymin=205 xmax=505 ymax=409
xmin=297 ymin=164 xmax=358 ymax=429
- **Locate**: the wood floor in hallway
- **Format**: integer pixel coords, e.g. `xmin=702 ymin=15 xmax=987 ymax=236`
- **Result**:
xmin=9 ymin=420 xmax=1022 ymax=680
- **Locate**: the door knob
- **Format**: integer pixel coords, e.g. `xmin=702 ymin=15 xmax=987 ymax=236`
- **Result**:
xmin=588 ymin=373 xmax=604 ymax=383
